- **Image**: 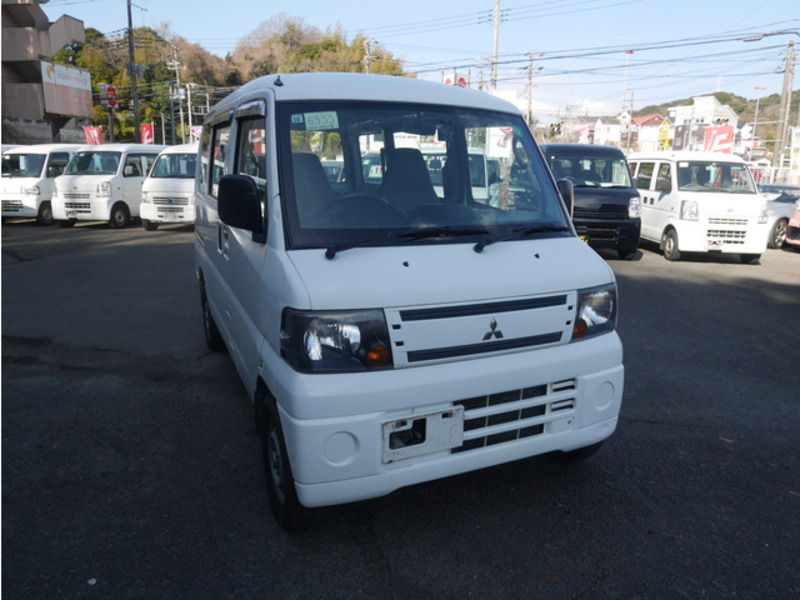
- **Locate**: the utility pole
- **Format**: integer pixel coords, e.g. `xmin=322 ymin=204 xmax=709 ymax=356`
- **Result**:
xmin=524 ymin=53 xmax=542 ymax=129
xmin=127 ymin=0 xmax=140 ymax=143
xmin=774 ymin=40 xmax=795 ymax=169
xmin=169 ymin=46 xmax=185 ymax=143
xmin=491 ymin=0 xmax=500 ymax=90
xmin=362 ymin=38 xmax=373 ymax=74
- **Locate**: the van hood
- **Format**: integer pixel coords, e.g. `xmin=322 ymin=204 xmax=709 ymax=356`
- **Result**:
xmin=681 ymin=190 xmax=765 ymax=217
xmin=287 ymin=237 xmax=613 ymax=311
xmin=56 ymin=174 xmax=116 ymax=192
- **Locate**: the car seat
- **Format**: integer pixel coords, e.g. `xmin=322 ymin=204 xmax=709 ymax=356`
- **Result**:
xmin=379 ymin=148 xmax=440 ymax=210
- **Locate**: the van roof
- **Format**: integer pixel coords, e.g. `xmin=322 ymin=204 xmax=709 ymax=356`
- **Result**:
xmin=628 ymin=150 xmax=747 ymax=164
xmin=4 ymin=143 xmax=83 ymax=155
xmin=157 ymin=143 xmax=199 ymax=155
xmin=71 ymin=143 xmax=167 ymax=153
xmin=206 ymin=73 xmax=520 ymax=121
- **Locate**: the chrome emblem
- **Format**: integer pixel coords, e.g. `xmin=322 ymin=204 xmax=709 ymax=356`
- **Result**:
xmin=483 ymin=318 xmax=504 ymax=341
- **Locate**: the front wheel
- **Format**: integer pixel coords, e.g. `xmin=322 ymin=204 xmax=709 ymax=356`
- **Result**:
xmin=142 ymin=219 xmax=158 ymax=231
xmin=36 ymin=201 xmax=54 ymax=226
xmin=57 ymin=219 xmax=76 ymax=228
xmin=109 ymin=202 xmax=131 ymax=229
xmin=662 ymin=229 xmax=681 ymax=261
xmin=261 ymin=398 xmax=316 ymax=531
xmin=200 ymin=289 xmax=225 ymax=352
xmin=768 ymin=218 xmax=788 ymax=248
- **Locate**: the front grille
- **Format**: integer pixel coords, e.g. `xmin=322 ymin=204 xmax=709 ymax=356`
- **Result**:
xmin=2 ymin=200 xmax=23 ymax=212
xmin=452 ymin=379 xmax=577 ymax=453
xmin=63 ymin=193 xmax=91 ymax=200
xmin=707 ymin=229 xmax=746 ymax=244
xmin=574 ymin=207 xmax=628 ymax=219
xmin=709 ymin=217 xmax=748 ymax=226
xmin=155 ymin=206 xmax=185 ymax=214
xmin=65 ymin=201 xmax=91 ymax=213
xmin=575 ymin=224 xmax=621 ymax=242
xmin=153 ymin=196 xmax=191 ymax=206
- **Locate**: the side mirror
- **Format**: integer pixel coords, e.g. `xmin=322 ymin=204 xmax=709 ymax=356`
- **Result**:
xmin=557 ymin=178 xmax=574 ymax=218
xmin=218 ymin=174 xmax=264 ymax=236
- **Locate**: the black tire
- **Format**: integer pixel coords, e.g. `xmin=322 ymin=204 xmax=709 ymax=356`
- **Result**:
xmin=200 ymin=288 xmax=225 ymax=352
xmin=768 ymin=218 xmax=787 ymax=249
xmin=36 ymin=201 xmax=54 ymax=226
xmin=261 ymin=396 xmax=316 ymax=531
xmin=142 ymin=219 xmax=159 ymax=231
xmin=662 ymin=228 xmax=681 ymax=261
xmin=740 ymin=253 xmax=761 ymax=265
xmin=552 ymin=441 xmax=604 ymax=463
xmin=57 ymin=219 xmax=75 ymax=228
xmin=617 ymin=248 xmax=637 ymax=260
xmin=109 ymin=202 xmax=131 ymax=229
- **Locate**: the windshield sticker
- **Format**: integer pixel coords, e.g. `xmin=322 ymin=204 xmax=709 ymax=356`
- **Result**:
xmin=304 ymin=111 xmax=339 ymax=131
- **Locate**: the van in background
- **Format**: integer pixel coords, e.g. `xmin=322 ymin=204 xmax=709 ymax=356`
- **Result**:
xmin=1 ymin=144 xmax=81 ymax=224
xmin=140 ymin=143 xmax=198 ymax=230
xmin=52 ymin=143 xmax=166 ymax=228
xmin=628 ymin=151 xmax=768 ymax=263
xmin=540 ymin=143 xmax=641 ymax=259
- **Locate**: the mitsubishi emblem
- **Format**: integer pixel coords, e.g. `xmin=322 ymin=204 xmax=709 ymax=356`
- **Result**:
xmin=483 ymin=318 xmax=504 ymax=341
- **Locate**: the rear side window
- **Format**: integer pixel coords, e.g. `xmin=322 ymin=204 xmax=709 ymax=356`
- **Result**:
xmin=209 ymin=123 xmax=232 ymax=198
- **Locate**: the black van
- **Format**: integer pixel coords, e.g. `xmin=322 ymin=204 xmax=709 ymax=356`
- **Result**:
xmin=540 ymin=143 xmax=641 ymax=259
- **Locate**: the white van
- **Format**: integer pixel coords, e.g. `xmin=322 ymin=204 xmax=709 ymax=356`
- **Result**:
xmin=195 ymin=73 xmax=624 ymax=530
xmin=52 ymin=143 xmax=166 ymax=228
xmin=1 ymin=144 xmax=81 ymax=224
xmin=140 ymin=143 xmax=198 ymax=230
xmin=627 ymin=151 xmax=768 ymax=263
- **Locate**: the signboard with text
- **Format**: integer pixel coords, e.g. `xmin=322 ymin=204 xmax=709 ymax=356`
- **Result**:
xmin=41 ymin=61 xmax=93 ymax=118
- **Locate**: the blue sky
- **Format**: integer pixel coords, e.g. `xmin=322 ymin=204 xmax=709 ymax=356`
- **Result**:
xmin=43 ymin=0 xmax=799 ymax=118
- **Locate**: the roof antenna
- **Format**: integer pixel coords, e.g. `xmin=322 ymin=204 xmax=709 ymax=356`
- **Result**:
xmin=274 ymin=75 xmax=283 ymax=87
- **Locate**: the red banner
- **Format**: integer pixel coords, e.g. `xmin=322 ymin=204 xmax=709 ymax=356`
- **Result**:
xmin=141 ymin=123 xmax=155 ymax=145
xmin=83 ymin=126 xmax=103 ymax=145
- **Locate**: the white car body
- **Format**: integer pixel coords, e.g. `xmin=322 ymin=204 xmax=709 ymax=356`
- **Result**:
xmin=52 ymin=143 xmax=166 ymax=227
xmin=1 ymin=144 xmax=81 ymax=224
xmin=140 ymin=143 xmax=198 ymax=230
xmin=628 ymin=151 xmax=768 ymax=262
xmin=195 ymin=73 xmax=624 ymax=527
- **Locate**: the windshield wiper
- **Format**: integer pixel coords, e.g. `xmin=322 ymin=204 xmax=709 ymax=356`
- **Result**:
xmin=473 ymin=224 xmax=571 ymax=253
xmin=325 ymin=226 xmax=489 ymax=259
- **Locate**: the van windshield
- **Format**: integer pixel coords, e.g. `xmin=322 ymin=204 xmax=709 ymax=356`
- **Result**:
xmin=1 ymin=153 xmax=46 ymax=178
xmin=676 ymin=161 xmax=757 ymax=194
xmin=544 ymin=151 xmax=633 ymax=189
xmin=278 ymin=101 xmax=570 ymax=249
xmin=66 ymin=151 xmax=121 ymax=175
xmin=150 ymin=153 xmax=197 ymax=178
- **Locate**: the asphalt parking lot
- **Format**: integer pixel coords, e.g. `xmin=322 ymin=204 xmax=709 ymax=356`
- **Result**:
xmin=3 ymin=219 xmax=799 ymax=599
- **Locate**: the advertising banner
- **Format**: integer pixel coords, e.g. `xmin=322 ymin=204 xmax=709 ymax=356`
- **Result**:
xmin=141 ymin=123 xmax=155 ymax=145
xmin=41 ymin=61 xmax=93 ymax=118
xmin=703 ymin=126 xmax=734 ymax=153
xmin=83 ymin=126 xmax=103 ymax=145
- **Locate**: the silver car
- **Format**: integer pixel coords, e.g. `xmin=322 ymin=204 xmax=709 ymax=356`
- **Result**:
xmin=760 ymin=184 xmax=800 ymax=248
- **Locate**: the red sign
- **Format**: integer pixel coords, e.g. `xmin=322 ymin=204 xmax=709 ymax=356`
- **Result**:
xmin=105 ymin=84 xmax=118 ymax=108
xmin=703 ymin=126 xmax=734 ymax=153
xmin=83 ymin=126 xmax=103 ymax=145
xmin=141 ymin=123 xmax=154 ymax=145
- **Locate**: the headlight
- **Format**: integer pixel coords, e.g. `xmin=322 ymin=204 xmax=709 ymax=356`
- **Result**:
xmin=628 ymin=196 xmax=641 ymax=218
xmin=280 ymin=308 xmax=393 ymax=372
xmin=23 ymin=185 xmax=40 ymax=196
xmin=680 ymin=199 xmax=698 ymax=221
xmin=97 ymin=181 xmax=112 ymax=197
xmin=141 ymin=191 xmax=151 ymax=204
xmin=571 ymin=284 xmax=617 ymax=341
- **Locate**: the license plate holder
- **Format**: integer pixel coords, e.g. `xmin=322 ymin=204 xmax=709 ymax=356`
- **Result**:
xmin=382 ymin=406 xmax=464 ymax=463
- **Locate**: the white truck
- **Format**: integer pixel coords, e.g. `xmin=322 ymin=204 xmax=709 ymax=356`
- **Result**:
xmin=195 ymin=73 xmax=624 ymax=530
xmin=1 ymin=144 xmax=81 ymax=224
xmin=140 ymin=143 xmax=198 ymax=230
xmin=52 ymin=143 xmax=166 ymax=228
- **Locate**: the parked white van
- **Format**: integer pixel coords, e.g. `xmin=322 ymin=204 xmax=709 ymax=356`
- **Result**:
xmin=627 ymin=151 xmax=768 ymax=263
xmin=140 ymin=143 xmax=198 ymax=230
xmin=195 ymin=73 xmax=624 ymax=530
xmin=1 ymin=144 xmax=81 ymax=224
xmin=52 ymin=143 xmax=166 ymax=228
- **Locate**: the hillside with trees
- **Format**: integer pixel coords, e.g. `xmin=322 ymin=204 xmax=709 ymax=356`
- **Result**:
xmin=53 ymin=13 xmax=404 ymax=142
